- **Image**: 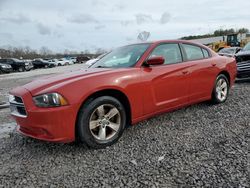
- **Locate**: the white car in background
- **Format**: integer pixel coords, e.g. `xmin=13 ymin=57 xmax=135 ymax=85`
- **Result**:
xmin=67 ymin=59 xmax=75 ymax=65
xmin=47 ymin=59 xmax=60 ymax=67
xmin=57 ymin=58 xmax=69 ymax=66
xmin=69 ymin=57 xmax=77 ymax=64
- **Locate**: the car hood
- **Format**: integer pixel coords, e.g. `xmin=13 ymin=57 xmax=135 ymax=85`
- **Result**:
xmin=236 ymin=50 xmax=250 ymax=56
xmin=23 ymin=68 xmax=112 ymax=95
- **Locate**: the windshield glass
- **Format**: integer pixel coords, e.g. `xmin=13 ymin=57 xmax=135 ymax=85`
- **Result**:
xmin=243 ymin=42 xmax=250 ymax=51
xmin=219 ymin=48 xmax=235 ymax=54
xmin=91 ymin=44 xmax=150 ymax=68
xmin=12 ymin=58 xmax=22 ymax=62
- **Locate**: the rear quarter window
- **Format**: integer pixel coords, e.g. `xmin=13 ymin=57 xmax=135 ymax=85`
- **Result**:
xmin=202 ymin=48 xmax=210 ymax=58
xmin=182 ymin=44 xmax=204 ymax=61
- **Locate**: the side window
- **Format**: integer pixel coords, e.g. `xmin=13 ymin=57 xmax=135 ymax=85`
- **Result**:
xmin=0 ymin=59 xmax=7 ymax=64
xmin=182 ymin=44 xmax=204 ymax=61
xmin=202 ymin=48 xmax=210 ymax=58
xmin=7 ymin=59 xmax=12 ymax=64
xmin=150 ymin=43 xmax=182 ymax=65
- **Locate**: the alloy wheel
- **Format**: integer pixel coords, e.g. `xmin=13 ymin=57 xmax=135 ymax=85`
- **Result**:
xmin=89 ymin=104 xmax=121 ymax=141
xmin=216 ymin=78 xmax=228 ymax=101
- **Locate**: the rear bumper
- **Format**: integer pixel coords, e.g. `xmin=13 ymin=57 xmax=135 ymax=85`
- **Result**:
xmin=10 ymin=87 xmax=77 ymax=143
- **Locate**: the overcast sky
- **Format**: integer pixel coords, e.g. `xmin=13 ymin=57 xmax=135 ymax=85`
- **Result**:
xmin=0 ymin=0 xmax=249 ymax=53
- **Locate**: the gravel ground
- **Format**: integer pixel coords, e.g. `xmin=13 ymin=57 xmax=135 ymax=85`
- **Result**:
xmin=0 ymin=67 xmax=249 ymax=187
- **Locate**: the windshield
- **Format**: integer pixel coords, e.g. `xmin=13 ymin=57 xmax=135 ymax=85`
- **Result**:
xmin=91 ymin=44 xmax=150 ymax=68
xmin=12 ymin=58 xmax=22 ymax=62
xmin=219 ymin=48 xmax=235 ymax=54
xmin=243 ymin=42 xmax=250 ymax=51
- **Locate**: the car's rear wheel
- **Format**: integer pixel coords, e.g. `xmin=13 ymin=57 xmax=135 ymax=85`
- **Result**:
xmin=77 ymin=96 xmax=126 ymax=148
xmin=211 ymin=74 xmax=229 ymax=104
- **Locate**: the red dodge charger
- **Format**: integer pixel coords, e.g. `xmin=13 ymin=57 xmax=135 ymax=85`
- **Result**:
xmin=9 ymin=40 xmax=237 ymax=148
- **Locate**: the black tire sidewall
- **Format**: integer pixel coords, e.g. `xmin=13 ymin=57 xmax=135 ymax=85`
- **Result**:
xmin=212 ymin=74 xmax=229 ymax=104
xmin=77 ymin=96 xmax=126 ymax=148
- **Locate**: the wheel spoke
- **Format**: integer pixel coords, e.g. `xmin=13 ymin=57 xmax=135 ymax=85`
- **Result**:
xmin=107 ymin=122 xmax=120 ymax=132
xmin=221 ymin=90 xmax=226 ymax=97
xmin=219 ymin=79 xmax=223 ymax=86
xmin=221 ymin=82 xmax=227 ymax=89
xmin=218 ymin=91 xmax=222 ymax=100
xmin=106 ymin=108 xmax=119 ymax=119
xmin=89 ymin=120 xmax=99 ymax=130
xmin=96 ymin=105 xmax=105 ymax=118
xmin=98 ymin=126 xmax=106 ymax=140
xmin=216 ymin=87 xmax=220 ymax=93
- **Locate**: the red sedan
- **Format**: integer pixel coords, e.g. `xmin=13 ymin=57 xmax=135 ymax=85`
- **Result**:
xmin=9 ymin=40 xmax=237 ymax=148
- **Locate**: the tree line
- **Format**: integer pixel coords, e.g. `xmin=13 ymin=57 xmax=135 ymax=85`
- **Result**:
xmin=181 ymin=28 xmax=249 ymax=40
xmin=0 ymin=46 xmax=106 ymax=59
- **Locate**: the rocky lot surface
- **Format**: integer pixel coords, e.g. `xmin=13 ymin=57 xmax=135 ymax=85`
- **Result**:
xmin=0 ymin=66 xmax=249 ymax=187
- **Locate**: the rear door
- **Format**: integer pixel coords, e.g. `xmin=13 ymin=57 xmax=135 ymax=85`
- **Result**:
xmin=180 ymin=43 xmax=217 ymax=102
xmin=142 ymin=43 xmax=190 ymax=114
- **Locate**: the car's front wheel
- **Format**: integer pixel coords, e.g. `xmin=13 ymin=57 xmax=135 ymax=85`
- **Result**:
xmin=18 ymin=66 xmax=25 ymax=72
xmin=211 ymin=74 xmax=229 ymax=104
xmin=77 ymin=96 xmax=126 ymax=148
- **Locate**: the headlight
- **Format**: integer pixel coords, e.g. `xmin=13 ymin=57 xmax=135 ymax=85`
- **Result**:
xmin=33 ymin=93 xmax=68 ymax=107
xmin=9 ymin=94 xmax=15 ymax=102
xmin=25 ymin=63 xmax=29 ymax=65
xmin=1 ymin=65 xmax=7 ymax=68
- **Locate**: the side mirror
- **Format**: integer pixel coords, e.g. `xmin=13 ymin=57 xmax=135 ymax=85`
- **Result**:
xmin=146 ymin=56 xmax=165 ymax=66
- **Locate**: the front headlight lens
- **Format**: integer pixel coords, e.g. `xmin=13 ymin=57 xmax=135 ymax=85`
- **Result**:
xmin=33 ymin=93 xmax=68 ymax=107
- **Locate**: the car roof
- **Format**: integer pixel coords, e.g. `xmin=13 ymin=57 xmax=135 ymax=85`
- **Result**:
xmin=130 ymin=40 xmax=210 ymax=49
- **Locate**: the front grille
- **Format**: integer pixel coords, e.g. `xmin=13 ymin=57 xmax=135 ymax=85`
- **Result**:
xmin=236 ymin=55 xmax=250 ymax=63
xmin=237 ymin=61 xmax=250 ymax=71
xmin=9 ymin=95 xmax=27 ymax=118
xmin=15 ymin=96 xmax=23 ymax=103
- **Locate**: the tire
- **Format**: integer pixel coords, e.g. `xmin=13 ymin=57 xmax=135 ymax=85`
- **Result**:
xmin=77 ymin=96 xmax=126 ymax=149
xmin=58 ymin=63 xmax=62 ymax=66
xmin=18 ymin=66 xmax=25 ymax=72
xmin=211 ymin=74 xmax=229 ymax=104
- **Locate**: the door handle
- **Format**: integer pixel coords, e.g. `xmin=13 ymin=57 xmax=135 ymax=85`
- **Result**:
xmin=212 ymin=63 xmax=216 ymax=67
xmin=182 ymin=70 xmax=188 ymax=74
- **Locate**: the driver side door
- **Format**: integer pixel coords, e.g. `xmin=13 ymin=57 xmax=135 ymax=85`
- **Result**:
xmin=142 ymin=43 xmax=190 ymax=115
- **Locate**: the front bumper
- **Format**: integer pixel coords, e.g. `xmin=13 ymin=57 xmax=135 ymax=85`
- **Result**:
xmin=1 ymin=67 xmax=13 ymax=73
xmin=10 ymin=87 xmax=77 ymax=143
xmin=237 ymin=61 xmax=250 ymax=78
